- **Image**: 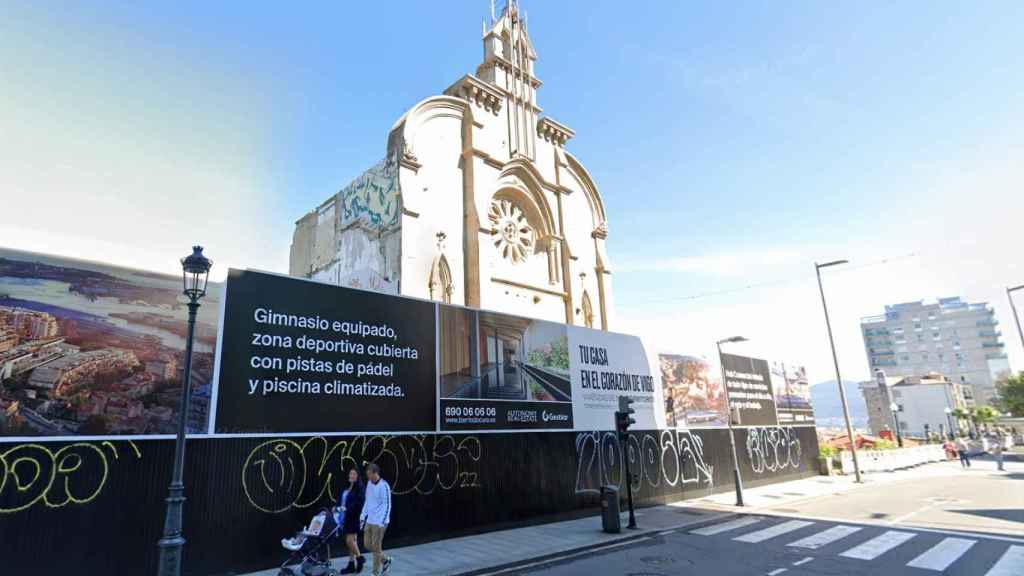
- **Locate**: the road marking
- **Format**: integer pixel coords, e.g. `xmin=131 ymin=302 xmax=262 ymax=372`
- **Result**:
xmin=658 ymin=530 xmax=675 ymax=536
xmin=787 ymin=525 xmax=862 ymax=550
xmin=839 ymin=530 xmax=915 ymax=560
xmin=984 ymin=545 xmax=1024 ymax=576
xmin=767 ymin=569 xmax=787 ymax=575
xmin=734 ymin=520 xmax=814 ymax=543
xmin=792 ymin=557 xmax=814 ymax=566
xmin=906 ymin=537 xmax=976 ymax=571
xmin=756 ymin=511 xmax=1024 ymax=545
xmin=691 ymin=517 xmax=762 ymax=536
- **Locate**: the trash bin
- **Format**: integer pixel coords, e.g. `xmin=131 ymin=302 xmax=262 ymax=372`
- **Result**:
xmin=600 ymin=485 xmax=621 ymax=533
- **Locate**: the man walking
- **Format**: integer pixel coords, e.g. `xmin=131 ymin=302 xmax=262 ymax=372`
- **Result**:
xmin=361 ymin=462 xmax=393 ymax=575
xmin=956 ymin=436 xmax=971 ymax=468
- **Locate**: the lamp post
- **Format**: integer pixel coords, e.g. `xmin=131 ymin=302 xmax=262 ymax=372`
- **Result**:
xmin=716 ymin=335 xmax=748 ymax=507
xmin=1008 ymin=284 xmax=1024 ymax=355
xmin=944 ymin=407 xmax=954 ymax=439
xmin=889 ymin=402 xmax=904 ymax=447
xmin=157 ymin=246 xmax=212 ymax=576
xmin=815 ymin=260 xmax=862 ymax=482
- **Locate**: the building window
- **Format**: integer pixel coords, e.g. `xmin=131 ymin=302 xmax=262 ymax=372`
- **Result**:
xmin=581 ymin=291 xmax=595 ymax=328
xmin=488 ymin=198 xmax=535 ymax=264
xmin=900 ymin=355 xmax=910 ymax=362
xmin=428 ymin=254 xmax=454 ymax=304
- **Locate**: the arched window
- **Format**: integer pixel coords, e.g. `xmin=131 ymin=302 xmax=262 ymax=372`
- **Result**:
xmin=581 ymin=291 xmax=594 ymax=328
xmin=430 ymin=255 xmax=454 ymax=304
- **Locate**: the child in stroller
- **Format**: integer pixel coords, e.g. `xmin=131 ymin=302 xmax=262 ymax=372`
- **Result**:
xmin=278 ymin=507 xmax=342 ymax=576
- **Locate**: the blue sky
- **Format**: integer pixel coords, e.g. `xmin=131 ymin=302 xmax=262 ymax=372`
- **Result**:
xmin=3 ymin=1 xmax=1023 ymax=384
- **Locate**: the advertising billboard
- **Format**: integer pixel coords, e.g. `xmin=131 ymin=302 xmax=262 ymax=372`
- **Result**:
xmin=438 ymin=304 xmax=574 ymax=430
xmin=212 ymin=269 xmax=437 ymax=433
xmin=658 ymin=354 xmax=728 ymax=428
xmin=0 ymin=247 xmax=220 ymax=437
xmin=720 ymin=352 xmax=778 ymax=427
xmin=770 ymin=362 xmax=815 ymax=425
xmin=569 ymin=326 xmax=657 ymax=431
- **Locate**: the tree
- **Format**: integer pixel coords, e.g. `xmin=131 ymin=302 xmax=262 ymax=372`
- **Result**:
xmin=995 ymin=372 xmax=1024 ymax=417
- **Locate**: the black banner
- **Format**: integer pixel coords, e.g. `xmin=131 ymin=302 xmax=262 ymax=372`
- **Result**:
xmin=440 ymin=399 xmax=573 ymax=430
xmin=213 ymin=270 xmax=437 ymax=433
xmin=721 ymin=353 xmax=778 ymax=427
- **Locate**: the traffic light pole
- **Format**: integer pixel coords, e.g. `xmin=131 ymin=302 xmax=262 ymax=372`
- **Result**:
xmin=616 ymin=396 xmax=638 ymax=529
xmin=622 ymin=430 xmax=637 ymax=529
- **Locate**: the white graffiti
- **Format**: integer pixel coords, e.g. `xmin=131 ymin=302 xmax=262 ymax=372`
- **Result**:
xmin=745 ymin=426 xmax=802 ymax=474
xmin=574 ymin=430 xmax=714 ymax=495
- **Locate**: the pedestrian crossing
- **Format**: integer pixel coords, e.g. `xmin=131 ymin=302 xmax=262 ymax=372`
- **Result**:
xmin=688 ymin=516 xmax=1024 ymax=575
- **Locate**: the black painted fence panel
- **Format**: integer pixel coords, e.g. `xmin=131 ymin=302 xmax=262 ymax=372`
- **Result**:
xmin=0 ymin=426 xmax=817 ymax=575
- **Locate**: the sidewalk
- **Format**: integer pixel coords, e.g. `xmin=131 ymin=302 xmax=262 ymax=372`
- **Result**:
xmin=244 ymin=505 xmax=728 ymax=576
xmin=241 ymin=461 xmax=968 ymax=576
xmin=678 ymin=458 xmax=971 ymax=513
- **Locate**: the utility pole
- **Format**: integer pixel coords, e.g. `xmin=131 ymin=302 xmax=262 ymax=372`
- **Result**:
xmin=1008 ymin=285 xmax=1024 ymax=355
xmin=816 ymin=260 xmax=863 ymax=483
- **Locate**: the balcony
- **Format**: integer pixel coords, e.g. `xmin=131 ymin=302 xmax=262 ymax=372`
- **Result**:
xmin=872 ymin=359 xmax=898 ymax=367
xmin=986 ymin=353 xmax=1009 ymax=360
xmin=976 ymin=319 xmax=998 ymax=327
xmin=871 ymin=349 xmax=895 ymax=356
xmin=978 ymin=330 xmax=1001 ymax=338
xmin=982 ymin=341 xmax=1005 ymax=348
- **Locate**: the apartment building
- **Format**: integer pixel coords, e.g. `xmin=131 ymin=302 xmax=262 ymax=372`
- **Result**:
xmin=861 ymin=297 xmax=1011 ymax=405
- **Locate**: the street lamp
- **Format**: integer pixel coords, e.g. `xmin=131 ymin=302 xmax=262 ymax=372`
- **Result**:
xmin=1008 ymin=284 xmax=1024 ymax=355
xmin=815 ymin=260 xmax=863 ymax=482
xmin=944 ymin=407 xmax=954 ymax=439
xmin=889 ymin=402 xmax=904 ymax=447
xmin=716 ymin=335 xmax=748 ymax=507
xmin=157 ymin=246 xmax=212 ymax=576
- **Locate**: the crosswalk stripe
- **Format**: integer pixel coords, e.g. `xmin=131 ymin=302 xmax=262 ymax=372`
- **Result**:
xmin=690 ymin=517 xmax=762 ymax=536
xmin=984 ymin=545 xmax=1024 ymax=576
xmin=787 ymin=525 xmax=862 ymax=550
xmin=906 ymin=537 xmax=976 ymax=571
xmin=839 ymin=530 xmax=916 ymax=560
xmin=734 ymin=520 xmax=814 ymax=544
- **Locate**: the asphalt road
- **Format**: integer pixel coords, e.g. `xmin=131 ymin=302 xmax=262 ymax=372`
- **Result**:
xmin=510 ymin=455 xmax=1024 ymax=576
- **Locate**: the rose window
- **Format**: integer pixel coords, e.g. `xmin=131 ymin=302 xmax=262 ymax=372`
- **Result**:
xmin=489 ymin=199 xmax=534 ymax=263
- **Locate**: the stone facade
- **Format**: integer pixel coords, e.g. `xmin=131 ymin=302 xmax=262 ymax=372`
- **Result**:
xmin=290 ymin=5 xmax=613 ymax=329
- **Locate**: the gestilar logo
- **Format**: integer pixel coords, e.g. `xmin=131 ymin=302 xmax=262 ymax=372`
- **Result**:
xmin=542 ymin=410 xmax=569 ymax=422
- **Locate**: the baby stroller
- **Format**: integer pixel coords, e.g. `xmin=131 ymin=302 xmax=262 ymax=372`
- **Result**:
xmin=278 ymin=507 xmax=342 ymax=576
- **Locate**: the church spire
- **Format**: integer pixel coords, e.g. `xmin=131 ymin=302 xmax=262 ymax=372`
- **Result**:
xmin=477 ymin=0 xmax=540 ymax=160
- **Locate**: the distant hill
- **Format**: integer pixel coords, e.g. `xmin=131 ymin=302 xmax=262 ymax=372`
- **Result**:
xmin=810 ymin=380 xmax=868 ymax=429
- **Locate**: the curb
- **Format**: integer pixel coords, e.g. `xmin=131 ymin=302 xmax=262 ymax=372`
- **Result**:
xmin=451 ymin=510 xmax=738 ymax=576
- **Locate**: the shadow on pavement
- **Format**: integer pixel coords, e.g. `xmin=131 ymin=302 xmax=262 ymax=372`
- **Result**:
xmin=949 ymin=508 xmax=1024 ymax=525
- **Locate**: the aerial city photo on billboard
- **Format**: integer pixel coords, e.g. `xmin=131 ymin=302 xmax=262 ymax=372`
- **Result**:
xmin=0 ymin=247 xmax=221 ymax=437
xmin=658 ymin=353 xmax=729 ymax=428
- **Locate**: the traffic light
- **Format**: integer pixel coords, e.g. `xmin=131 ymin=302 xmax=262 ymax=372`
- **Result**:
xmin=615 ymin=396 xmax=636 ymax=436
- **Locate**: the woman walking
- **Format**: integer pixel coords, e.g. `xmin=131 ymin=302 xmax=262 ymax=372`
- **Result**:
xmin=339 ymin=468 xmax=366 ymax=574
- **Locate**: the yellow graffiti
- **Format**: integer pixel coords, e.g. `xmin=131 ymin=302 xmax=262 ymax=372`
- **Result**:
xmin=0 ymin=440 xmax=140 ymax=514
xmin=242 ymin=435 xmax=482 ymax=514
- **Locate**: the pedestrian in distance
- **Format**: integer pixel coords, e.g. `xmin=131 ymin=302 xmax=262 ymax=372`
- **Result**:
xmin=992 ymin=432 xmax=1005 ymax=472
xmin=339 ymin=468 xmax=366 ymax=574
xmin=956 ymin=436 xmax=971 ymax=468
xmin=942 ymin=439 xmax=956 ymax=461
xmin=361 ymin=462 xmax=393 ymax=576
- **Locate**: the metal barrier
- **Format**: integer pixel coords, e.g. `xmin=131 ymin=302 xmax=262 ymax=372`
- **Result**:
xmin=838 ymin=445 xmax=945 ymax=475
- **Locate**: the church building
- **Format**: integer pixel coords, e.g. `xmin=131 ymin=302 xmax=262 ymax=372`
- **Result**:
xmin=289 ymin=4 xmax=614 ymax=329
